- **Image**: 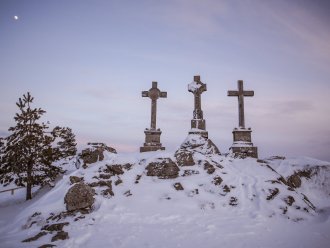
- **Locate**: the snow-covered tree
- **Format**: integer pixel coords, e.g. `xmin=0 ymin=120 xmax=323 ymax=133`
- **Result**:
xmin=0 ymin=92 xmax=77 ymax=200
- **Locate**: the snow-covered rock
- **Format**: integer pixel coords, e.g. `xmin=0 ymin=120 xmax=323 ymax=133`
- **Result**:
xmin=79 ymin=143 xmax=117 ymax=168
xmin=64 ymin=183 xmax=95 ymax=211
xmin=175 ymin=134 xmax=220 ymax=168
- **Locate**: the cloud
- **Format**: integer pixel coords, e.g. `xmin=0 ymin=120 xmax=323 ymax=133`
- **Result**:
xmin=263 ymin=1 xmax=330 ymax=62
xmin=269 ymin=100 xmax=315 ymax=115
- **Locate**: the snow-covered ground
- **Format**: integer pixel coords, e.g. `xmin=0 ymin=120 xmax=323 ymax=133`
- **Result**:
xmin=0 ymin=150 xmax=329 ymax=248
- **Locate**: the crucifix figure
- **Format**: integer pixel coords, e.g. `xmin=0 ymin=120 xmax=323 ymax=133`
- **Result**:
xmin=142 ymin=81 xmax=167 ymax=130
xmin=228 ymin=80 xmax=254 ymax=128
xmin=188 ymin=75 xmax=207 ymax=120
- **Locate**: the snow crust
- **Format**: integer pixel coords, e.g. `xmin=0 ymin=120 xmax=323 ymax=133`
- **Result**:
xmin=0 ymin=152 xmax=329 ymax=248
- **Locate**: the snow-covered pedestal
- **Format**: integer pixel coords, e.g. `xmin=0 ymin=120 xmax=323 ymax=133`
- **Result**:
xmin=230 ymin=128 xmax=258 ymax=158
xmin=140 ymin=129 xmax=165 ymax=152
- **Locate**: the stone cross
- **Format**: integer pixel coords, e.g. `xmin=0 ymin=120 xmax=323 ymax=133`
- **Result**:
xmin=228 ymin=80 xmax=254 ymax=128
xmin=188 ymin=75 xmax=207 ymax=120
xmin=142 ymin=81 xmax=167 ymax=130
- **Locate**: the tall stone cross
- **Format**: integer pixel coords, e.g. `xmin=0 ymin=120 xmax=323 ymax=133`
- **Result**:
xmin=227 ymin=80 xmax=254 ymax=128
xmin=188 ymin=75 xmax=207 ymax=120
xmin=142 ymin=81 xmax=167 ymax=130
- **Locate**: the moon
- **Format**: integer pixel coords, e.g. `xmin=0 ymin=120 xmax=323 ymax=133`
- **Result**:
xmin=13 ymin=16 xmax=19 ymax=20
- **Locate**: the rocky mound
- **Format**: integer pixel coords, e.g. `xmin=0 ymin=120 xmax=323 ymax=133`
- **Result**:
xmin=175 ymin=134 xmax=220 ymax=166
xmin=1 ymin=148 xmax=329 ymax=247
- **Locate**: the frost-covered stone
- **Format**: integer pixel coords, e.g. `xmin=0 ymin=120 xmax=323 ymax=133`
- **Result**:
xmin=105 ymin=164 xmax=124 ymax=175
xmin=51 ymin=231 xmax=69 ymax=242
xmin=69 ymin=176 xmax=83 ymax=184
xmin=175 ymin=151 xmax=195 ymax=166
xmin=42 ymin=222 xmax=69 ymax=232
xmin=79 ymin=143 xmax=116 ymax=168
xmin=64 ymin=183 xmax=95 ymax=211
xmin=146 ymin=158 xmax=179 ymax=179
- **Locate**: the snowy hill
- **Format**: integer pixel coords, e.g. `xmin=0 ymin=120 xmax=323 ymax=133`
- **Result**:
xmin=0 ymin=142 xmax=329 ymax=248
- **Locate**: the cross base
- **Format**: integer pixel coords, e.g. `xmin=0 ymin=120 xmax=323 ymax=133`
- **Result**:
xmin=140 ymin=129 xmax=165 ymax=153
xmin=188 ymin=129 xmax=208 ymax=139
xmin=230 ymin=128 xmax=258 ymax=158
xmin=191 ymin=119 xmax=205 ymax=130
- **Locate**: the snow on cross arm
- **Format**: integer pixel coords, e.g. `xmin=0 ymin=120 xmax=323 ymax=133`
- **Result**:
xmin=188 ymin=80 xmax=203 ymax=92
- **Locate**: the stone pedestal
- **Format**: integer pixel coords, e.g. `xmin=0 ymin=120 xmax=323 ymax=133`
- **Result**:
xmin=188 ymin=129 xmax=208 ymax=139
xmin=191 ymin=119 xmax=205 ymax=130
xmin=189 ymin=118 xmax=208 ymax=138
xmin=140 ymin=129 xmax=165 ymax=152
xmin=230 ymin=128 xmax=258 ymax=158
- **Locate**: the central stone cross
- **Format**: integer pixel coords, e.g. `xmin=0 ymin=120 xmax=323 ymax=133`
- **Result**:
xmin=228 ymin=80 xmax=254 ymax=128
xmin=188 ymin=75 xmax=207 ymax=120
xmin=142 ymin=81 xmax=167 ymax=130
xmin=187 ymin=75 xmax=208 ymax=138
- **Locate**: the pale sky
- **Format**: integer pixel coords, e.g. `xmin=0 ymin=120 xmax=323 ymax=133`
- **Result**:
xmin=1 ymin=0 xmax=329 ymax=161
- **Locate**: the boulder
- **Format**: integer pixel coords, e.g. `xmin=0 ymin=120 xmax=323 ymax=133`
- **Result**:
xmin=69 ymin=176 xmax=83 ymax=184
xmin=42 ymin=222 xmax=69 ymax=232
xmin=287 ymin=169 xmax=312 ymax=188
xmin=64 ymin=183 xmax=95 ymax=211
xmin=146 ymin=158 xmax=180 ymax=179
xmin=80 ymin=143 xmax=117 ymax=168
xmin=175 ymin=151 xmax=194 ymax=166
xmin=203 ymin=161 xmax=215 ymax=174
xmin=182 ymin=170 xmax=199 ymax=176
xmin=51 ymin=231 xmax=69 ymax=242
xmin=212 ymin=176 xmax=223 ymax=186
xmin=105 ymin=164 xmax=124 ymax=175
xmin=173 ymin=182 xmax=184 ymax=191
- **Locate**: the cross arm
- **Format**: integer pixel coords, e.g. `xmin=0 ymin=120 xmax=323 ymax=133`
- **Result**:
xmin=227 ymin=91 xmax=239 ymax=96
xmin=160 ymin=92 xmax=167 ymax=98
xmin=243 ymin=91 xmax=254 ymax=97
xmin=142 ymin=91 xmax=149 ymax=97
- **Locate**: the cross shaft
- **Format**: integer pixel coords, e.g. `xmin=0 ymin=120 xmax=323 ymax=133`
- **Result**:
xmin=228 ymin=80 xmax=254 ymax=128
xmin=142 ymin=81 xmax=167 ymax=130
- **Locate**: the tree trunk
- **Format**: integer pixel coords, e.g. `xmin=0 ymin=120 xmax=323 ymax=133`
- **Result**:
xmin=26 ymin=164 xmax=32 ymax=200
xmin=26 ymin=182 xmax=32 ymax=200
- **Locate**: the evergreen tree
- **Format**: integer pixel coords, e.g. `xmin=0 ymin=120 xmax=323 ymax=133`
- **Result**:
xmin=0 ymin=92 xmax=77 ymax=200
xmin=52 ymin=126 xmax=77 ymax=160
